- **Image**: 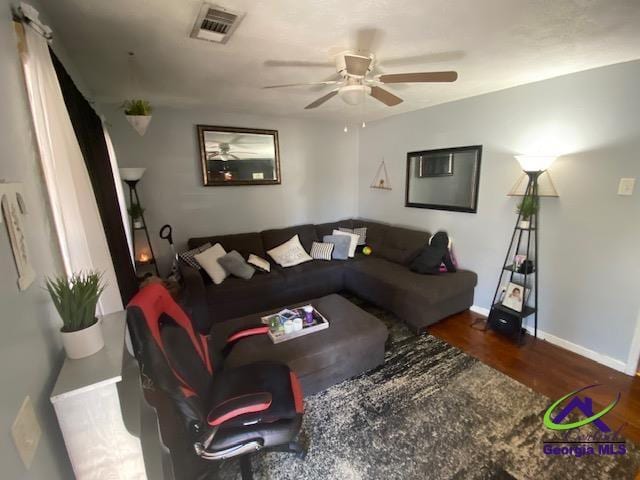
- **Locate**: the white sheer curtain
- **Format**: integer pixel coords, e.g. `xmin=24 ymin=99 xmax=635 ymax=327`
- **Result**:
xmin=103 ymin=124 xmax=135 ymax=263
xmin=20 ymin=24 xmax=123 ymax=315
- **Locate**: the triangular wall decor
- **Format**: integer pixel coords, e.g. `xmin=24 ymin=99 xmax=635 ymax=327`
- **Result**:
xmin=370 ymin=160 xmax=392 ymax=190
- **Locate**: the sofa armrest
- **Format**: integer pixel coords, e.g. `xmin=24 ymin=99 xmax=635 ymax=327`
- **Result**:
xmin=206 ymin=392 xmax=272 ymax=426
xmin=178 ymin=261 xmax=211 ymax=334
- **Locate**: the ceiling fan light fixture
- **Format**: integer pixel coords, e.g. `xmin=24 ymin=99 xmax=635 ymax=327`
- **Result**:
xmin=338 ymin=85 xmax=370 ymax=105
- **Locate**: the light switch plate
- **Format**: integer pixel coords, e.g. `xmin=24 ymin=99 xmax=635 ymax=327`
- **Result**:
xmin=11 ymin=396 xmax=41 ymax=470
xmin=618 ymin=178 xmax=635 ymax=196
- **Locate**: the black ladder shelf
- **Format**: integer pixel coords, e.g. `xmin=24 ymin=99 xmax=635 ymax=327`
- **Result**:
xmin=488 ymin=172 xmax=541 ymax=343
xmin=125 ymin=179 xmax=159 ymax=279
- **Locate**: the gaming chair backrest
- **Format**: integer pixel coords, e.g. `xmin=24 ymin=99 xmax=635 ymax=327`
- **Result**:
xmin=127 ymin=284 xmax=213 ymax=426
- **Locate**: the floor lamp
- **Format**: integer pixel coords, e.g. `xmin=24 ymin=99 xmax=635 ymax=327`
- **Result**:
xmin=488 ymin=155 xmax=558 ymax=343
xmin=120 ymin=167 xmax=159 ymax=278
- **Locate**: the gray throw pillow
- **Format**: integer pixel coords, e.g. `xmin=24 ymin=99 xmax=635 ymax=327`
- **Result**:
xmin=323 ymin=235 xmax=350 ymax=260
xmin=217 ymin=250 xmax=255 ymax=280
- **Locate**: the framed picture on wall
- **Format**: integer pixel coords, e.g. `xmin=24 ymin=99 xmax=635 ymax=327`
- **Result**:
xmin=197 ymin=125 xmax=281 ymax=186
xmin=501 ymin=282 xmax=526 ymax=312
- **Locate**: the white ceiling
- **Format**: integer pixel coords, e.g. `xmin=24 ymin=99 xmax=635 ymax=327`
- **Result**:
xmin=42 ymin=0 xmax=640 ymax=121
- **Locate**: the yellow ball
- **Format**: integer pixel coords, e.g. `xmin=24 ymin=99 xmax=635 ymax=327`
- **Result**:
xmin=362 ymin=246 xmax=372 ymax=256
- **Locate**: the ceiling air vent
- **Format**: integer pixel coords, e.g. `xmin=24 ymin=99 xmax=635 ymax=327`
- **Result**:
xmin=190 ymin=3 xmax=244 ymax=44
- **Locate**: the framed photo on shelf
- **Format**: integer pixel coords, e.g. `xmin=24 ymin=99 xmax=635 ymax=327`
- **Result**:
xmin=502 ymin=282 xmax=525 ymax=312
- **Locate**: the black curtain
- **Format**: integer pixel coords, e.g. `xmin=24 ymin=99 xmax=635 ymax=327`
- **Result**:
xmin=50 ymin=49 xmax=138 ymax=305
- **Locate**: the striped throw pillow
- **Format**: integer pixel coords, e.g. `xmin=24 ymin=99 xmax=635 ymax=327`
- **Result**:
xmin=339 ymin=227 xmax=367 ymax=246
xmin=178 ymin=242 xmax=211 ymax=270
xmin=310 ymin=241 xmax=334 ymax=261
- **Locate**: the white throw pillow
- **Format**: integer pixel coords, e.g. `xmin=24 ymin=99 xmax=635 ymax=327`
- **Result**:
xmin=194 ymin=243 xmax=228 ymax=285
xmin=332 ymin=229 xmax=358 ymax=258
xmin=266 ymin=235 xmax=313 ymax=267
xmin=248 ymin=253 xmax=271 ymax=273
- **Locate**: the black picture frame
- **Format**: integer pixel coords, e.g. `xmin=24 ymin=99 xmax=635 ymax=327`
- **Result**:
xmin=197 ymin=125 xmax=281 ymax=186
xmin=405 ymin=145 xmax=482 ymax=213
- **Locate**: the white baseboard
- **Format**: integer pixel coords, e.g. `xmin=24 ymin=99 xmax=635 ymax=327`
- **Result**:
xmin=470 ymin=305 xmax=628 ymax=375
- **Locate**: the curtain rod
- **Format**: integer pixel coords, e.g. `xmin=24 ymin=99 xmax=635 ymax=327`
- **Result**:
xmin=12 ymin=3 xmax=53 ymax=40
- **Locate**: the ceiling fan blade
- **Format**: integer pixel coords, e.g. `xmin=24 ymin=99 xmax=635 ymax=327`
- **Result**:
xmin=344 ymin=54 xmax=372 ymax=76
xmin=263 ymin=81 xmax=341 ymax=89
xmin=304 ymin=90 xmax=338 ymax=109
xmin=264 ymin=60 xmax=333 ymax=68
xmin=378 ymin=71 xmax=458 ymax=83
xmin=370 ymin=86 xmax=403 ymax=106
xmin=229 ymin=154 xmax=240 ymax=160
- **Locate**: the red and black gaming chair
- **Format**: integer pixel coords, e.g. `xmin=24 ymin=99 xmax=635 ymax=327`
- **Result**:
xmin=126 ymin=283 xmax=304 ymax=479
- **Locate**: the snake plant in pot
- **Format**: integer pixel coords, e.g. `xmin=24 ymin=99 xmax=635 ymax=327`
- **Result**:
xmin=46 ymin=271 xmax=106 ymax=359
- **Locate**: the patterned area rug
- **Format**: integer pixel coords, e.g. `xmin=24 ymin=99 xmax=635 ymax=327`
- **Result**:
xmin=217 ymin=297 xmax=640 ymax=479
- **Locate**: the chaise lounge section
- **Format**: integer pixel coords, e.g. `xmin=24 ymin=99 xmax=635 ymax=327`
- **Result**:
xmin=181 ymin=218 xmax=477 ymax=335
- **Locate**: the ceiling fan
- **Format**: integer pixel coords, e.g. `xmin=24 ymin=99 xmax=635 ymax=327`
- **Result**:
xmin=207 ymin=142 xmax=260 ymax=161
xmin=263 ymin=51 xmax=458 ymax=109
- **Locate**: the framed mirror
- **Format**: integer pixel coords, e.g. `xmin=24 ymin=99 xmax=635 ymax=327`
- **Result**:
xmin=197 ymin=125 xmax=281 ymax=186
xmin=405 ymin=145 xmax=482 ymax=213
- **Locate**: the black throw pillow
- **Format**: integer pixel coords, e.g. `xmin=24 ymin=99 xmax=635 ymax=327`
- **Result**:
xmin=429 ymin=231 xmax=457 ymax=273
xmin=409 ymin=244 xmax=447 ymax=274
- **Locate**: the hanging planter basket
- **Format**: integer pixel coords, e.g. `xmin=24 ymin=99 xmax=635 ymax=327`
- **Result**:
xmin=123 ymin=99 xmax=153 ymax=136
xmin=126 ymin=114 xmax=152 ymax=136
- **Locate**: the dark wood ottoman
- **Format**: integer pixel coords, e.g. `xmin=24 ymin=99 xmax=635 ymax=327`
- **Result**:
xmin=210 ymin=294 xmax=388 ymax=396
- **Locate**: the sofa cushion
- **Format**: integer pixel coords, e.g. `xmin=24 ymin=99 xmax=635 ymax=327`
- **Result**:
xmin=261 ymin=224 xmax=319 ymax=252
xmin=188 ymin=232 xmax=266 ymax=260
xmin=351 ymin=219 xmax=389 ymax=254
xmin=276 ymin=260 xmax=345 ymax=289
xmin=204 ymin=271 xmax=289 ymax=321
xmin=346 ymin=257 xmax=476 ymax=304
xmin=314 ymin=219 xmax=353 ymax=239
xmin=377 ymin=226 xmax=429 ymax=265
xmin=323 ymin=235 xmax=350 ymax=260
xmin=218 ymin=250 xmax=255 ymax=279
xmin=267 ymin=234 xmax=313 ymax=267
xmin=194 ymin=243 xmax=228 ymax=285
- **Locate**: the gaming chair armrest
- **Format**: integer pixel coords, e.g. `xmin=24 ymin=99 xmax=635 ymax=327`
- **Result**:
xmin=206 ymin=392 xmax=273 ymax=426
xmin=222 ymin=326 xmax=269 ymax=357
xmin=226 ymin=326 xmax=270 ymax=344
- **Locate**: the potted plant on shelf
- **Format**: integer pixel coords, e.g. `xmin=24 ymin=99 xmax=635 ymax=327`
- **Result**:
xmin=516 ymin=196 xmax=538 ymax=229
xmin=46 ymin=271 xmax=105 ymax=359
xmin=123 ymin=99 xmax=152 ymax=136
xmin=128 ymin=202 xmax=145 ymax=229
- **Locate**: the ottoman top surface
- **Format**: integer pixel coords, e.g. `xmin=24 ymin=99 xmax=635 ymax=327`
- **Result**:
xmin=211 ymin=294 xmax=388 ymax=373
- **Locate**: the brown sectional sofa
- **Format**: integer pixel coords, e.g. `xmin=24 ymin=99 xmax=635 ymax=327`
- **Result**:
xmin=180 ymin=218 xmax=477 ymax=334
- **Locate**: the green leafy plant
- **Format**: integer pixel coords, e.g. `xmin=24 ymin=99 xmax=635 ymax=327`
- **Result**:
xmin=122 ymin=99 xmax=152 ymax=116
xmin=517 ymin=196 xmax=538 ymax=220
xmin=46 ymin=272 xmax=105 ymax=332
xmin=127 ymin=202 xmax=145 ymax=220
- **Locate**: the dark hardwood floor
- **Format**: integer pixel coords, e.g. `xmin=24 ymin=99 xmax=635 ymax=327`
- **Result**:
xmin=427 ymin=310 xmax=640 ymax=446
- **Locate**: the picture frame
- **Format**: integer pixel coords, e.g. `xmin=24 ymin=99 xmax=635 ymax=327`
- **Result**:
xmin=197 ymin=125 xmax=281 ymax=186
xmin=405 ymin=145 xmax=482 ymax=213
xmin=502 ymin=282 xmax=526 ymax=312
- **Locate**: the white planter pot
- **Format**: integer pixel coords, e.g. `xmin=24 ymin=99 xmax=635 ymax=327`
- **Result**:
xmin=61 ymin=318 xmax=104 ymax=359
xmin=126 ymin=115 xmax=152 ymax=136
xmin=133 ymin=219 xmax=143 ymax=229
xmin=519 ymin=219 xmax=531 ymax=229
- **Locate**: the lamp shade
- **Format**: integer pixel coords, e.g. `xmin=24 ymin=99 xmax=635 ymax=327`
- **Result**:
xmin=515 ymin=155 xmax=556 ymax=172
xmin=507 ymin=171 xmax=559 ymax=197
xmin=119 ymin=167 xmax=146 ymax=181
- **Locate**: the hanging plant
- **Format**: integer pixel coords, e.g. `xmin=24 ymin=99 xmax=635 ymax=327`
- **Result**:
xmin=122 ymin=99 xmax=153 ymax=136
